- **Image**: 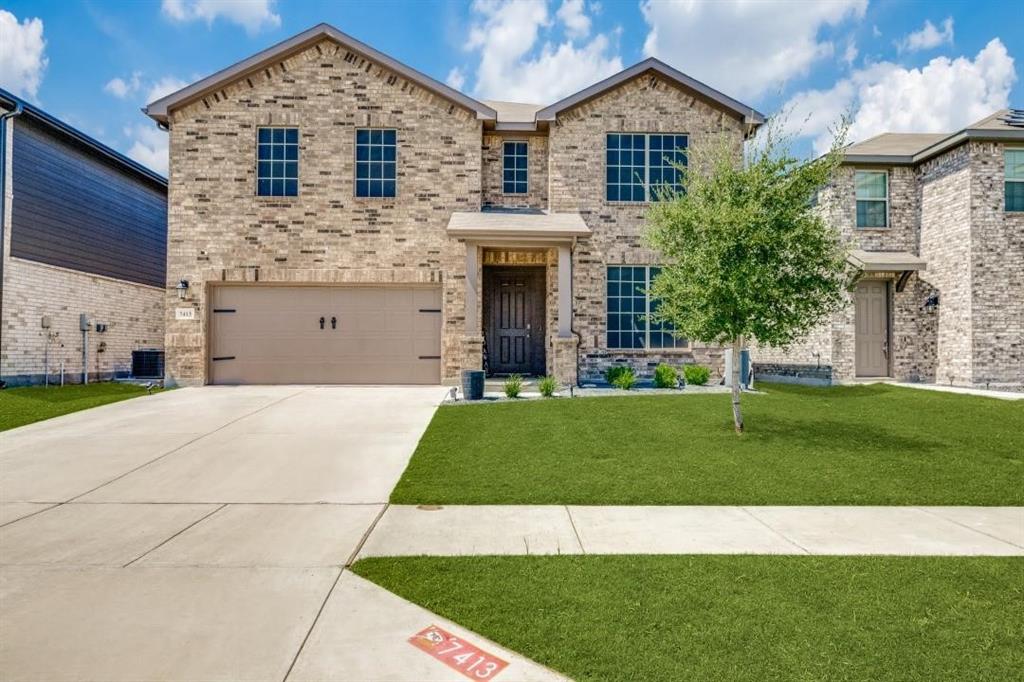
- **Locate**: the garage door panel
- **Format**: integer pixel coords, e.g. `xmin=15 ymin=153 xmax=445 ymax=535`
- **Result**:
xmin=210 ymin=286 xmax=442 ymax=385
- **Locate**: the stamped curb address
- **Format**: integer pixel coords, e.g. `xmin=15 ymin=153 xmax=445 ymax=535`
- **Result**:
xmin=409 ymin=625 xmax=509 ymax=680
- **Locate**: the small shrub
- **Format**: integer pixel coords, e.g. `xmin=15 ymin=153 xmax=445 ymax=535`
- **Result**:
xmin=538 ymin=376 xmax=558 ymax=397
xmin=611 ymin=367 xmax=636 ymax=390
xmin=653 ymin=364 xmax=678 ymax=389
xmin=604 ymin=365 xmax=632 ymax=385
xmin=503 ymin=374 xmax=523 ymax=398
xmin=683 ymin=364 xmax=711 ymax=386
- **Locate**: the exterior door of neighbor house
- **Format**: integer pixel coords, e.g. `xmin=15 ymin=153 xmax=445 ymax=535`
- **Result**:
xmin=208 ymin=285 xmax=442 ymax=384
xmin=855 ymin=280 xmax=890 ymax=377
xmin=484 ymin=267 xmax=546 ymax=375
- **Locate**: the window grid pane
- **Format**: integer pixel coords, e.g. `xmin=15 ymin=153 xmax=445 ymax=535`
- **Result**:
xmin=1005 ymin=150 xmax=1024 ymax=180
xmin=503 ymin=141 xmax=528 ymax=194
xmin=256 ymin=127 xmax=299 ymax=197
xmin=1006 ymin=179 xmax=1024 ymax=211
xmin=606 ymin=266 xmax=686 ymax=350
xmin=356 ymin=128 xmax=397 ymax=198
xmin=648 ymin=134 xmax=687 ymax=202
xmin=606 ymin=134 xmax=646 ymax=202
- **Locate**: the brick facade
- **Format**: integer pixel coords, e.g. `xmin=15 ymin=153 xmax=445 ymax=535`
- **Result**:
xmin=163 ymin=40 xmax=753 ymax=387
xmin=0 ymin=257 xmax=164 ymax=385
xmin=164 ymin=39 xmax=481 ymax=385
xmin=481 ymin=133 xmax=548 ymax=210
xmin=548 ymin=74 xmax=744 ymax=382
xmin=754 ymin=142 xmax=1023 ymax=391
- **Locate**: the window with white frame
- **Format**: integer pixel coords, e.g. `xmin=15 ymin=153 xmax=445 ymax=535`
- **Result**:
xmin=256 ymin=127 xmax=298 ymax=197
xmin=606 ymin=133 xmax=687 ymax=202
xmin=855 ymin=170 xmax=888 ymax=228
xmin=606 ymin=266 xmax=686 ymax=350
xmin=503 ymin=141 xmax=528 ymax=194
xmin=355 ymin=128 xmax=396 ymax=198
xmin=1006 ymin=149 xmax=1024 ymax=212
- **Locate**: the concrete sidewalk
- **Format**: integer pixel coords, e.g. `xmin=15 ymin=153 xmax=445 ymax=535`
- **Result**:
xmin=359 ymin=505 xmax=1024 ymax=557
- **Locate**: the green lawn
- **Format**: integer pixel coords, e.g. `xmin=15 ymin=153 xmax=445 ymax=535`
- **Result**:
xmin=354 ymin=555 xmax=1024 ymax=682
xmin=0 ymin=382 xmax=158 ymax=431
xmin=392 ymin=383 xmax=1024 ymax=505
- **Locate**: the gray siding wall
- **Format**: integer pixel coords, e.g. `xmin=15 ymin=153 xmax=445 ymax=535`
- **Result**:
xmin=10 ymin=116 xmax=167 ymax=287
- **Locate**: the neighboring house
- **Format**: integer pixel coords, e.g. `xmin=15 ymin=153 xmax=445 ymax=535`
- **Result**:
xmin=754 ymin=111 xmax=1024 ymax=391
xmin=145 ymin=22 xmax=764 ymax=387
xmin=0 ymin=88 xmax=167 ymax=386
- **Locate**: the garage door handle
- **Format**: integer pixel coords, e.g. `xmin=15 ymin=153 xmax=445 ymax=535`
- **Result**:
xmin=319 ymin=316 xmax=325 ymax=330
xmin=331 ymin=316 xmax=337 ymax=330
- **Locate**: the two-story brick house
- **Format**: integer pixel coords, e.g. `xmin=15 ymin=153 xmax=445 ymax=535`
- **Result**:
xmin=145 ymin=23 xmax=764 ymax=386
xmin=754 ymin=111 xmax=1024 ymax=391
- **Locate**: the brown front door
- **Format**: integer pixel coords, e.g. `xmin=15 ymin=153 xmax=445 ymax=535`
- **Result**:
xmin=484 ymin=266 xmax=546 ymax=375
xmin=855 ymin=280 xmax=889 ymax=377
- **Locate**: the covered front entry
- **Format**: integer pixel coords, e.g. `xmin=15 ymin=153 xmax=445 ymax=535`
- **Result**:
xmin=208 ymin=285 xmax=442 ymax=384
xmin=483 ymin=266 xmax=546 ymax=375
xmin=855 ymin=279 xmax=890 ymax=377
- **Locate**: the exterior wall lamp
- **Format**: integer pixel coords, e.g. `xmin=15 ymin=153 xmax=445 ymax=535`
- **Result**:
xmin=176 ymin=279 xmax=190 ymax=300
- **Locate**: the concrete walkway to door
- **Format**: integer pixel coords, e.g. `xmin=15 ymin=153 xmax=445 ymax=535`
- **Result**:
xmin=1 ymin=386 xmax=563 ymax=681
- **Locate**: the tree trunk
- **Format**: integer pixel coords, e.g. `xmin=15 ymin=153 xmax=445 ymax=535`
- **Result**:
xmin=730 ymin=336 xmax=744 ymax=433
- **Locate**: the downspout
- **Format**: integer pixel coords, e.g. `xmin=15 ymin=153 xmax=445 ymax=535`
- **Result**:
xmin=0 ymin=101 xmax=25 ymax=386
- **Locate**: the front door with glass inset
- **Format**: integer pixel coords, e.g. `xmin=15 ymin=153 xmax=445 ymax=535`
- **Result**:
xmin=483 ymin=266 xmax=546 ymax=375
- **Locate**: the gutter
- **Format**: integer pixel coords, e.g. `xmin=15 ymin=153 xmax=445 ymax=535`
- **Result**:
xmin=0 ymin=98 xmax=25 ymax=385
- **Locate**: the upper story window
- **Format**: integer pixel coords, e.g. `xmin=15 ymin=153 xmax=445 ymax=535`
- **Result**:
xmin=503 ymin=141 xmax=528 ymax=194
xmin=1006 ymin=149 xmax=1024 ymax=212
xmin=606 ymin=133 xmax=687 ymax=203
xmin=855 ymin=170 xmax=888 ymax=228
xmin=355 ymin=128 xmax=396 ymax=198
xmin=256 ymin=127 xmax=298 ymax=197
xmin=606 ymin=266 xmax=686 ymax=350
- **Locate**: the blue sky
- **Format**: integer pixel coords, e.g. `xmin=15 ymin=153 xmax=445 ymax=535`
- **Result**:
xmin=1 ymin=0 xmax=1021 ymax=175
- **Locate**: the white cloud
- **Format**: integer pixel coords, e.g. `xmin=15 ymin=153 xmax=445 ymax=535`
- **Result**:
xmin=782 ymin=38 xmax=1016 ymax=155
xmin=842 ymin=39 xmax=858 ymax=68
xmin=898 ymin=17 xmax=954 ymax=53
xmin=125 ymin=124 xmax=169 ymax=175
xmin=161 ymin=0 xmax=280 ymax=34
xmin=641 ymin=0 xmax=867 ymax=100
xmin=104 ymin=72 xmax=141 ymax=99
xmin=146 ymin=76 xmax=188 ymax=104
xmin=446 ymin=66 xmax=467 ymax=91
xmin=556 ymin=0 xmax=590 ymax=39
xmin=0 ymin=10 xmax=48 ymax=99
xmin=462 ymin=0 xmax=622 ymax=103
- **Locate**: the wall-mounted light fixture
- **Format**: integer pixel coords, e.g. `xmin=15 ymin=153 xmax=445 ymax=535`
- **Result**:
xmin=176 ymin=279 xmax=190 ymax=300
xmin=922 ymin=294 xmax=939 ymax=311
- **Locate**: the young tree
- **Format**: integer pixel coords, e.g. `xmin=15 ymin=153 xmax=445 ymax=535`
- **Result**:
xmin=646 ymin=120 xmax=852 ymax=433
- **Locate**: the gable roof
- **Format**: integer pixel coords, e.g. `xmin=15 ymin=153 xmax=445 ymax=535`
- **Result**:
xmin=144 ymin=23 xmax=497 ymax=123
xmin=843 ymin=109 xmax=1024 ymax=166
xmin=534 ymin=58 xmax=766 ymax=131
xmin=1 ymin=87 xmax=166 ymax=186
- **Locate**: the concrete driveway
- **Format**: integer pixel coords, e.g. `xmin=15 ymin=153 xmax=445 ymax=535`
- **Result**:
xmin=0 ymin=386 xmax=561 ymax=681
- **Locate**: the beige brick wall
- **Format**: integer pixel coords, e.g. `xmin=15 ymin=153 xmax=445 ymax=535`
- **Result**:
xmin=1 ymin=256 xmax=163 ymax=384
xmin=966 ymin=141 xmax=1024 ymax=389
xmin=548 ymin=73 xmax=745 ymax=381
xmin=919 ymin=145 xmax=974 ymax=385
xmin=481 ymin=133 xmax=548 ymax=209
xmin=165 ymin=39 xmax=482 ymax=385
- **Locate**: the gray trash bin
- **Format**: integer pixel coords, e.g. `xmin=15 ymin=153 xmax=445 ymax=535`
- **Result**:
xmin=461 ymin=370 xmax=485 ymax=401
